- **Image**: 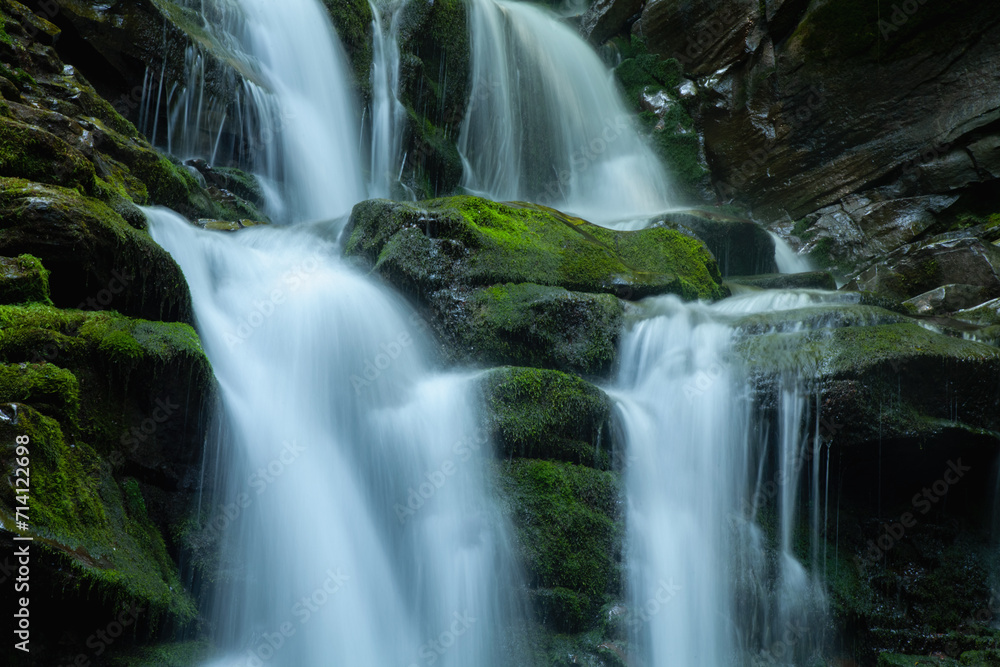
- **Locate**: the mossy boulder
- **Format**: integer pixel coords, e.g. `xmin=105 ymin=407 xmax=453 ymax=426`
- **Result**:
xmin=0 ymin=114 xmax=96 ymax=191
xmin=481 ymin=367 xmax=613 ymax=469
xmin=646 ymin=209 xmax=779 ymax=277
xmin=497 ymin=459 xmax=623 ymax=633
xmin=0 ymin=253 xmax=49 ymax=303
xmin=345 ymin=196 xmax=727 ymax=301
xmin=0 ymin=178 xmax=192 ymax=322
xmin=739 ymin=319 xmax=1000 ymax=445
xmin=0 ymin=404 xmax=196 ymax=620
xmin=444 ymin=283 xmax=625 ymax=376
xmin=0 ymin=299 xmax=212 ymax=661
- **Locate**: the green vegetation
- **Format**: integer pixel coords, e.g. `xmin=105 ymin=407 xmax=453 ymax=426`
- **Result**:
xmin=346 ymin=196 xmax=727 ymax=301
xmin=481 ymin=366 xmax=612 ymax=467
xmin=497 ymin=459 xmax=622 ymax=632
xmin=456 ymin=284 xmax=624 ymax=376
xmin=0 ymin=254 xmax=50 ymax=304
xmin=613 ymin=39 xmax=706 ymax=198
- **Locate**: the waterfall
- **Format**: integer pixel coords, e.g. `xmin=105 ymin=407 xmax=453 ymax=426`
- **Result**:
xmin=144 ymin=0 xmax=522 ymax=664
xmin=459 ymin=0 xmax=676 ymax=225
xmin=612 ymin=290 xmax=833 ymax=666
xmin=770 ymin=232 xmax=814 ymax=274
xmin=143 ymin=0 xmax=364 ymax=222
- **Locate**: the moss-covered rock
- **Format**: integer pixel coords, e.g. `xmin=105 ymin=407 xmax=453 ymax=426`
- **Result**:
xmin=0 ymin=402 xmax=197 ymax=626
xmin=345 ymin=196 xmax=727 ymax=301
xmin=322 ymin=0 xmax=373 ymax=99
xmin=391 ymin=0 xmax=470 ymax=198
xmin=739 ymin=321 xmax=1000 ymax=445
xmin=497 ymin=459 xmax=623 ymax=633
xmin=0 ymin=114 xmax=95 ymax=191
xmin=481 ymin=367 xmax=613 ymax=468
xmin=444 ymin=283 xmax=624 ymax=376
xmin=0 ymin=178 xmax=192 ymax=322
xmin=0 ymin=253 xmax=49 ymax=303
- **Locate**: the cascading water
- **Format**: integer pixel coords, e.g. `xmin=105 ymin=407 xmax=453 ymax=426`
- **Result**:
xmin=769 ymin=232 xmax=815 ymax=274
xmin=144 ymin=0 xmax=522 ymax=664
xmin=459 ymin=0 xmax=676 ymax=224
xmin=612 ymin=290 xmax=836 ymax=666
xmin=143 ymin=0 xmax=364 ymax=221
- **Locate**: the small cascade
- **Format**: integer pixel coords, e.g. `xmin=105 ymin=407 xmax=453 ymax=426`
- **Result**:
xmin=368 ymin=0 xmax=412 ymax=199
xmin=141 ymin=0 xmax=364 ymax=221
xmin=770 ymin=232 xmax=815 ymax=274
xmin=613 ymin=290 xmax=835 ymax=666
xmin=459 ymin=0 xmax=676 ymax=225
xmin=142 ymin=0 xmax=524 ymax=665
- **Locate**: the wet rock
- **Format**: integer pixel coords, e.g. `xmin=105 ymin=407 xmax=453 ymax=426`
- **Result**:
xmin=903 ymin=284 xmax=994 ymax=317
xmin=581 ymin=0 xmax=644 ymax=46
xmin=480 ymin=366 xmax=613 ymax=468
xmin=648 ymin=209 xmax=777 ymax=276
xmin=496 ymin=458 xmax=622 ymax=633
xmin=727 ymin=270 xmax=836 ymax=291
xmin=0 ymin=253 xmax=49 ymax=304
xmin=790 ymin=194 xmax=958 ymax=278
xmin=847 ymin=237 xmax=1000 ymax=303
xmin=437 ymin=283 xmax=625 ymax=377
xmin=740 ymin=320 xmax=1000 ymax=445
xmin=0 ymin=178 xmax=192 ymax=322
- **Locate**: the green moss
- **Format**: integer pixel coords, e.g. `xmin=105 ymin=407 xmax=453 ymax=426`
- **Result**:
xmin=0 ymin=14 xmax=11 ymax=46
xmin=322 ymin=0 xmax=373 ymax=99
xmin=481 ymin=366 xmax=612 ymax=467
xmin=0 ymin=405 xmax=196 ymax=621
xmin=0 ymin=254 xmax=51 ymax=304
xmin=0 ymin=178 xmax=193 ymax=322
xmin=0 ymin=362 xmax=79 ymax=427
xmin=0 ymin=116 xmax=96 ymax=192
xmin=456 ymin=284 xmax=624 ymax=376
xmin=497 ymin=459 xmax=622 ymax=632
xmin=346 ymin=196 xmax=727 ymax=301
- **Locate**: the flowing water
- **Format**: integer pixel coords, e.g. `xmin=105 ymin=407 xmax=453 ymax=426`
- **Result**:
xmin=611 ymin=290 xmax=834 ymax=666
xmin=140 ymin=0 xmax=836 ymax=664
xmin=770 ymin=232 xmax=815 ymax=274
xmin=459 ymin=0 xmax=676 ymax=224
xmin=145 ymin=0 xmax=521 ymax=664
